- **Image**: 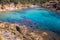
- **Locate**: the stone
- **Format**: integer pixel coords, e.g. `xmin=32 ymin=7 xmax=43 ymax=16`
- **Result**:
xmin=0 ymin=22 xmax=60 ymax=40
xmin=0 ymin=35 xmax=5 ymax=40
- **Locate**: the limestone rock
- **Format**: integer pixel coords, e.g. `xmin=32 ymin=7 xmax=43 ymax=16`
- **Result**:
xmin=0 ymin=21 xmax=60 ymax=40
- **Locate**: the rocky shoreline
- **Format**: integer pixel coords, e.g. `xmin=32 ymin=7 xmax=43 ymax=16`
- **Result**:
xmin=40 ymin=1 xmax=60 ymax=13
xmin=0 ymin=21 xmax=60 ymax=40
xmin=0 ymin=1 xmax=60 ymax=13
xmin=0 ymin=3 xmax=39 ymax=12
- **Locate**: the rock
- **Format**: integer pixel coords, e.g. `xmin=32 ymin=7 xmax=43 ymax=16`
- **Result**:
xmin=0 ymin=35 xmax=5 ymax=40
xmin=41 ymin=0 xmax=60 ymax=13
xmin=0 ymin=22 xmax=60 ymax=40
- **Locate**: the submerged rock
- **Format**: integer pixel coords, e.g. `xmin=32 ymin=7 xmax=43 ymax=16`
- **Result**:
xmin=0 ymin=21 xmax=60 ymax=40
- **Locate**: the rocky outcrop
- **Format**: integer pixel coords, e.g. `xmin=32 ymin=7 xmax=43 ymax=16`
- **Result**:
xmin=0 ymin=21 xmax=60 ymax=40
xmin=41 ymin=0 xmax=60 ymax=13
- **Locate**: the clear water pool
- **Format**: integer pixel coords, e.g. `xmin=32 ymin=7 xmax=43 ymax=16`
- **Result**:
xmin=0 ymin=8 xmax=60 ymax=34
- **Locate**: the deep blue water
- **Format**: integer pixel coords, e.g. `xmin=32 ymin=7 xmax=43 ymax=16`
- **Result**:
xmin=0 ymin=8 xmax=60 ymax=34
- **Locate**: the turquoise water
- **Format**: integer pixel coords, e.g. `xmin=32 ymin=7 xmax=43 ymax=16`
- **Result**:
xmin=0 ymin=8 xmax=60 ymax=34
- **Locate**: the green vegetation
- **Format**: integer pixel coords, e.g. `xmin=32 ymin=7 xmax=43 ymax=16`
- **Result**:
xmin=0 ymin=0 xmax=49 ymax=4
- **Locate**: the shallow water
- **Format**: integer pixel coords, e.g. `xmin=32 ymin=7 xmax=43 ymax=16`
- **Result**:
xmin=0 ymin=8 xmax=60 ymax=34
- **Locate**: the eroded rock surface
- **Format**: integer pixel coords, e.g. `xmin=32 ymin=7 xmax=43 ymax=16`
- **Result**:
xmin=41 ymin=0 xmax=60 ymax=13
xmin=0 ymin=21 xmax=60 ymax=40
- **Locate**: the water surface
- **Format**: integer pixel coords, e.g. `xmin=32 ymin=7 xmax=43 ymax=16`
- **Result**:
xmin=0 ymin=8 xmax=60 ymax=34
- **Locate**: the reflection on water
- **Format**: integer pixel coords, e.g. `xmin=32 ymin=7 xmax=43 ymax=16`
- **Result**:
xmin=0 ymin=8 xmax=60 ymax=34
